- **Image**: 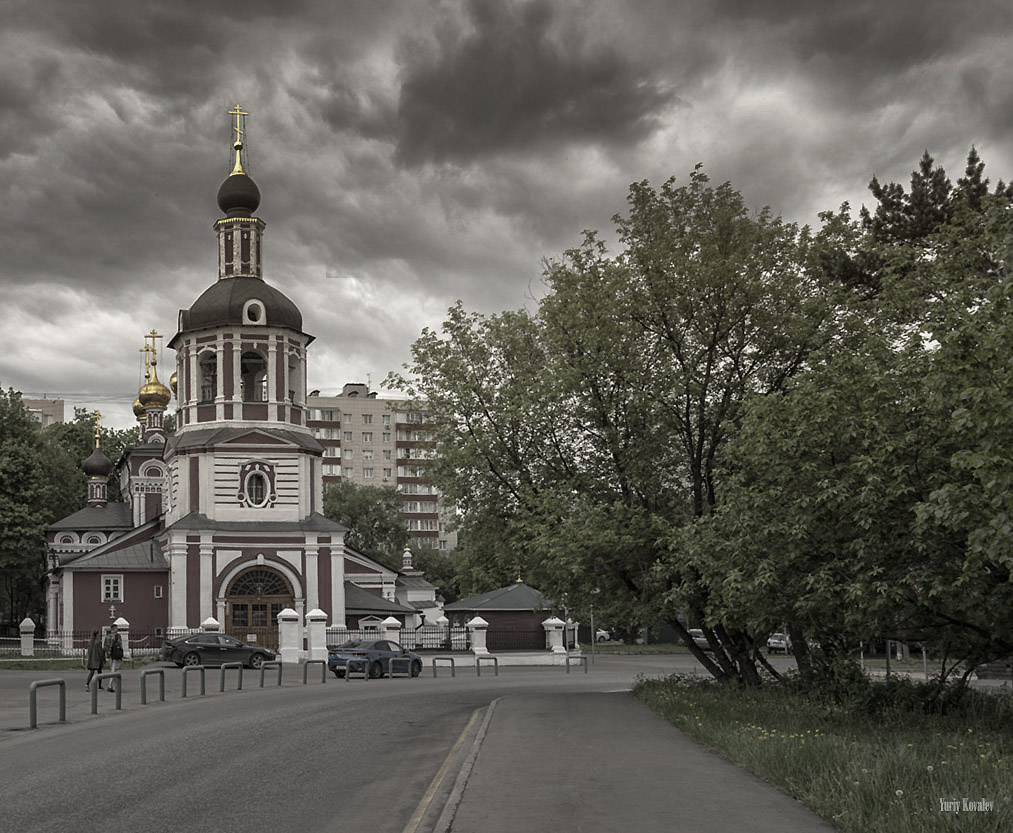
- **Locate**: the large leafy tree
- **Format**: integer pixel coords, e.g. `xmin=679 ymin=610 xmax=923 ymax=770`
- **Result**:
xmin=696 ymin=149 xmax=1013 ymax=684
xmin=322 ymin=480 xmax=410 ymax=569
xmin=0 ymin=389 xmax=81 ymax=625
xmin=391 ymin=168 xmax=839 ymax=683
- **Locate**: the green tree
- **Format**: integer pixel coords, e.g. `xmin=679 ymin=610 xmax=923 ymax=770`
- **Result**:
xmin=0 ymin=389 xmax=80 ymax=625
xmin=322 ymin=480 xmax=409 ymax=569
xmin=391 ymin=168 xmax=837 ymax=683
xmin=692 ymin=149 xmax=1013 ymax=685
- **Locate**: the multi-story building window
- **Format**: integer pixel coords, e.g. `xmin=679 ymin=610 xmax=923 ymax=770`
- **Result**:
xmin=308 ymin=383 xmax=457 ymax=550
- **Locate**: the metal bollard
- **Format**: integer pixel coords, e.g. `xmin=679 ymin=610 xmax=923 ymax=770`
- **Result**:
xmin=345 ymin=658 xmax=369 ymax=680
xmin=565 ymin=655 xmax=589 ymax=674
xmin=432 ymin=656 xmax=456 ymax=677
xmin=259 ymin=661 xmax=283 ymax=687
xmin=29 ymin=679 xmax=66 ymax=729
xmin=90 ymin=673 xmax=122 ymax=714
xmin=476 ymin=656 xmax=499 ymax=677
xmin=219 ymin=662 xmax=244 ymax=692
xmin=181 ymin=666 xmax=206 ymax=698
xmin=389 ymin=656 xmax=413 ymax=678
xmin=303 ymin=659 xmax=326 ymax=684
xmin=141 ymin=669 xmax=165 ymax=704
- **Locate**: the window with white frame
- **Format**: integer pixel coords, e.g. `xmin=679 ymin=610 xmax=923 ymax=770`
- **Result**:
xmin=102 ymin=574 xmax=123 ymax=602
xmin=362 ymin=449 xmax=374 ymax=460
xmin=363 ymin=467 xmax=374 ymax=478
xmin=154 ymin=585 xmax=163 ymax=599
xmin=362 ymin=431 xmax=373 ymax=443
xmin=362 ymin=413 xmax=373 ymax=424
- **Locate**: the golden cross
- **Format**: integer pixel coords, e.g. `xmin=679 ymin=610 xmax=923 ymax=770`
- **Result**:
xmin=228 ymin=104 xmax=249 ymax=144
xmin=144 ymin=330 xmax=164 ymax=372
xmin=93 ymin=412 xmax=103 ymax=448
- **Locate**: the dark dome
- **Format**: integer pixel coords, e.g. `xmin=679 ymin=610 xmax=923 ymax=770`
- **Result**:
xmin=176 ymin=276 xmax=303 ymax=335
xmin=217 ymin=172 xmax=261 ymax=216
xmin=82 ymin=447 xmax=113 ymax=477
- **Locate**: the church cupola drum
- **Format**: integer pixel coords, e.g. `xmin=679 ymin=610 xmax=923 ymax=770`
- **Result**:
xmin=169 ymin=105 xmax=312 ymax=434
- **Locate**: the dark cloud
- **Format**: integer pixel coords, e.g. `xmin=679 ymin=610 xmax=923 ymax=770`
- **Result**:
xmin=394 ymin=0 xmax=678 ymax=166
xmin=1 ymin=0 xmax=1012 ymax=429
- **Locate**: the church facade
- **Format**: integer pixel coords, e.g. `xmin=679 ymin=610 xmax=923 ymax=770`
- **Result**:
xmin=46 ymin=109 xmax=432 ymax=646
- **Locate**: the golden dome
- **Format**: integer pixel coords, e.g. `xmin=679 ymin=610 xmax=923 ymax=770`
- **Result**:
xmin=138 ymin=362 xmax=172 ymax=409
xmin=133 ymin=397 xmax=146 ymax=422
xmin=169 ymin=371 xmax=178 ymax=398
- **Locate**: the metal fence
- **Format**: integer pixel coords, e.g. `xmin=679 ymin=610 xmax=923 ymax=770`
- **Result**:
xmin=325 ymin=626 xmax=470 ymax=652
xmin=0 ymin=630 xmax=169 ymax=658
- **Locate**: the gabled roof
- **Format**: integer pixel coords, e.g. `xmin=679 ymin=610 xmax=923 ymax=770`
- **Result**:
xmin=396 ymin=574 xmax=436 ymax=590
xmin=168 ymin=425 xmax=323 ymax=454
xmin=343 ymin=581 xmax=414 ymax=615
xmin=60 ymin=517 xmax=165 ymax=571
xmin=443 ymin=582 xmax=552 ymax=612
xmin=49 ymin=501 xmax=133 ymax=531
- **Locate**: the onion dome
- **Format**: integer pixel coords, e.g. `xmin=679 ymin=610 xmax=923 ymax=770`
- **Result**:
xmin=169 ymin=371 xmax=178 ymax=399
xmin=138 ymin=362 xmax=172 ymax=409
xmin=82 ymin=445 xmax=113 ymax=477
xmin=178 ymin=276 xmax=303 ymax=334
xmin=133 ymin=397 xmax=146 ymax=423
xmin=216 ymin=137 xmax=261 ymax=217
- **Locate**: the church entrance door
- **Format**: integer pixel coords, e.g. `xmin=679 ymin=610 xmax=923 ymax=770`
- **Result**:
xmin=225 ymin=567 xmax=294 ymax=652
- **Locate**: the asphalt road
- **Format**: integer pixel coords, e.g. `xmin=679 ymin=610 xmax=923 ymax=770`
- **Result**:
xmin=0 ymin=655 xmax=689 ymax=833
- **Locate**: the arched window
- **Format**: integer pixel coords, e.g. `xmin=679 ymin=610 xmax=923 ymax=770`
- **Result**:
xmin=240 ymin=351 xmax=267 ymax=402
xmin=199 ymin=351 xmax=217 ymax=403
xmin=287 ymin=352 xmax=303 ymax=403
xmin=246 ymin=472 xmax=268 ymax=507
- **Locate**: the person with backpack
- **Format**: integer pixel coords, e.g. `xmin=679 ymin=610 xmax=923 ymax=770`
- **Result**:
xmin=85 ymin=630 xmax=105 ymax=691
xmin=104 ymin=624 xmax=124 ymax=692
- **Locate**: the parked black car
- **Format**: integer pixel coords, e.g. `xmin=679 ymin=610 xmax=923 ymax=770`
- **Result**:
xmin=161 ymin=633 xmax=275 ymax=669
xmin=327 ymin=639 xmax=423 ymax=678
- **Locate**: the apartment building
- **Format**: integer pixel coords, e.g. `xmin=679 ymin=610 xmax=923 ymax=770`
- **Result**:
xmin=307 ymin=383 xmax=457 ymax=551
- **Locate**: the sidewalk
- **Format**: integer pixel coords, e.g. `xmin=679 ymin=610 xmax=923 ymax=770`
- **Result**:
xmin=437 ymin=691 xmax=835 ymax=833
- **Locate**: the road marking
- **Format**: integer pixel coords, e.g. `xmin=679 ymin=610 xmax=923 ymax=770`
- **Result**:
xmin=402 ymin=706 xmax=483 ymax=833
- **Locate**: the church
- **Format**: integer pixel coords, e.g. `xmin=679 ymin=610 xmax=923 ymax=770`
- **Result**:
xmin=45 ymin=108 xmax=437 ymax=649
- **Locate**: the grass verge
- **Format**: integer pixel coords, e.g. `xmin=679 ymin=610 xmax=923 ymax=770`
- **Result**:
xmin=633 ymin=675 xmax=1012 ymax=832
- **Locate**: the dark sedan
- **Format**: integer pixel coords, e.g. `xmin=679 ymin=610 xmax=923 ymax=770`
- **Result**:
xmin=327 ymin=639 xmax=423 ymax=678
xmin=161 ymin=633 xmax=276 ymax=669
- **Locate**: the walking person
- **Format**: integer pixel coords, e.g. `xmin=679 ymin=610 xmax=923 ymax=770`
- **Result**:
xmin=85 ymin=630 xmax=105 ymax=691
xmin=104 ymin=624 xmax=123 ymax=692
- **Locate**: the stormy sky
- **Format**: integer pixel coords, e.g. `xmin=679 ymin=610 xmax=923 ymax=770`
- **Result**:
xmin=2 ymin=0 xmax=1011 ymax=430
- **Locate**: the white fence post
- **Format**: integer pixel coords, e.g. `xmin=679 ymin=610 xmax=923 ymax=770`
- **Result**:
xmin=542 ymin=616 xmax=566 ymax=653
xmin=115 ymin=617 xmax=131 ymax=660
xmin=381 ymin=616 xmax=402 ymax=644
xmin=306 ymin=609 xmax=328 ymax=662
xmin=467 ymin=616 xmax=489 ymax=655
xmin=277 ymin=608 xmax=302 ymax=664
xmin=20 ymin=617 xmax=35 ymax=657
